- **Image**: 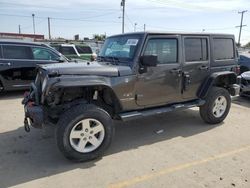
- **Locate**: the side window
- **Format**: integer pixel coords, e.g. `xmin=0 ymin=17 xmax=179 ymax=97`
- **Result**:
xmin=2 ymin=45 xmax=32 ymax=59
xmin=76 ymin=46 xmax=93 ymax=54
xmin=60 ymin=47 xmax=77 ymax=55
xmin=184 ymin=38 xmax=208 ymax=62
xmin=32 ymin=47 xmax=58 ymax=61
xmin=144 ymin=38 xmax=178 ymax=64
xmin=213 ymin=38 xmax=234 ymax=60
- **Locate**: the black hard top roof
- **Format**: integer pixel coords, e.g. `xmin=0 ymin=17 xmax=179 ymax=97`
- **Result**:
xmin=109 ymin=31 xmax=235 ymax=38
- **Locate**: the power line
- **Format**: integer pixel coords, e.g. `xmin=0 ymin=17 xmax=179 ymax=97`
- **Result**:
xmin=0 ymin=13 xmax=121 ymax=23
xmin=125 ymin=13 xmax=134 ymax=30
xmin=0 ymin=1 xmax=120 ymax=12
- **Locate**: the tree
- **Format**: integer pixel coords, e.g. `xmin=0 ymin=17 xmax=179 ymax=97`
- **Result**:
xmin=93 ymin=34 xmax=106 ymax=41
xmin=244 ymin=42 xmax=250 ymax=48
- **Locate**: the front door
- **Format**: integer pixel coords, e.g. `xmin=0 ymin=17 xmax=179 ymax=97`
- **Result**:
xmin=181 ymin=36 xmax=210 ymax=100
xmin=135 ymin=35 xmax=182 ymax=107
xmin=0 ymin=45 xmax=34 ymax=90
xmin=0 ymin=45 xmax=60 ymax=90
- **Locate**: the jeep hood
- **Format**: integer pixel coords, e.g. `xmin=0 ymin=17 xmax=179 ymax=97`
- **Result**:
xmin=40 ymin=61 xmax=132 ymax=77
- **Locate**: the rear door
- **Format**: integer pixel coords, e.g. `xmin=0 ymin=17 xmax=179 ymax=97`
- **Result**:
xmin=135 ymin=35 xmax=182 ymax=107
xmin=181 ymin=36 xmax=210 ymax=100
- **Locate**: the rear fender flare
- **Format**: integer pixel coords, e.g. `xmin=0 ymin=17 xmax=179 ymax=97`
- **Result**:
xmin=197 ymin=71 xmax=237 ymax=98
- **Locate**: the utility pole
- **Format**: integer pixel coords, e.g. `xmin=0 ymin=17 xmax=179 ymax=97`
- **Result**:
xmin=18 ymin=25 xmax=21 ymax=34
xmin=48 ymin=17 xmax=51 ymax=40
xmin=32 ymin=13 xmax=36 ymax=34
xmin=134 ymin=23 xmax=137 ymax=32
xmin=121 ymin=0 xmax=125 ymax=33
xmin=143 ymin=24 xmax=146 ymax=32
xmin=236 ymin=10 xmax=247 ymax=46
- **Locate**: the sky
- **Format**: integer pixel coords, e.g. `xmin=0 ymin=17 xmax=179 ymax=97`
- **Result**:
xmin=0 ymin=0 xmax=250 ymax=44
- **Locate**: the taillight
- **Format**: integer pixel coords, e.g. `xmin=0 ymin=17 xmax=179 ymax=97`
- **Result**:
xmin=232 ymin=66 xmax=241 ymax=75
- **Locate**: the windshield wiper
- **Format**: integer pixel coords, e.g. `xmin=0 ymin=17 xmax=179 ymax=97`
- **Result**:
xmin=97 ymin=56 xmax=120 ymax=65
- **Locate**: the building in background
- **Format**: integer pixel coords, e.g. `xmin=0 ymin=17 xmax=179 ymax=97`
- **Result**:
xmin=0 ymin=32 xmax=44 ymax=41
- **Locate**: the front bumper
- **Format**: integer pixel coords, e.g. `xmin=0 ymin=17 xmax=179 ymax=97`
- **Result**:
xmin=24 ymin=103 xmax=44 ymax=129
xmin=22 ymin=82 xmax=44 ymax=129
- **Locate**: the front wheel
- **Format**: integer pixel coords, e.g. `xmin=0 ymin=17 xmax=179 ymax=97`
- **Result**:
xmin=200 ymin=87 xmax=231 ymax=124
xmin=56 ymin=104 xmax=114 ymax=162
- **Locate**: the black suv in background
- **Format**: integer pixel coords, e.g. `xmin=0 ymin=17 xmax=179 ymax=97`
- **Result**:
xmin=0 ymin=40 xmax=68 ymax=92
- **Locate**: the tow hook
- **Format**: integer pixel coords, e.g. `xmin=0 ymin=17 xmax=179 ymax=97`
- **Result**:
xmin=24 ymin=117 xmax=30 ymax=132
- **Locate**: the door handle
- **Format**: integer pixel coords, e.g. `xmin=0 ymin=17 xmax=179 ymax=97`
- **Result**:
xmin=0 ymin=62 xmax=11 ymax=66
xmin=199 ymin=65 xmax=208 ymax=70
xmin=170 ymin=68 xmax=181 ymax=74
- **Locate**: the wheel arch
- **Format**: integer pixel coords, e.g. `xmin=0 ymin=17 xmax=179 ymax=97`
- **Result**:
xmin=197 ymin=71 xmax=237 ymax=98
xmin=45 ymin=82 xmax=123 ymax=118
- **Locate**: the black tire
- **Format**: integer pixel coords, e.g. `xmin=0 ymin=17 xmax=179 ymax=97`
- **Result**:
xmin=56 ymin=104 xmax=114 ymax=162
xmin=200 ymin=87 xmax=231 ymax=124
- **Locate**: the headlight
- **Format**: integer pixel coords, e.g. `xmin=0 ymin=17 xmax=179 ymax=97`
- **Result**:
xmin=42 ymin=77 xmax=48 ymax=92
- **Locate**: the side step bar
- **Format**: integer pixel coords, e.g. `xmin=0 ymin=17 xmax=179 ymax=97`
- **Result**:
xmin=119 ymin=99 xmax=205 ymax=121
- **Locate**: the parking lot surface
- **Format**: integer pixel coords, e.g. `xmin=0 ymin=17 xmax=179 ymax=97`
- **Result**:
xmin=0 ymin=91 xmax=250 ymax=188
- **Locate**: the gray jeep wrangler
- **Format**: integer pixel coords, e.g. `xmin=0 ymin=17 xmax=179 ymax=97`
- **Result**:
xmin=23 ymin=32 xmax=240 ymax=162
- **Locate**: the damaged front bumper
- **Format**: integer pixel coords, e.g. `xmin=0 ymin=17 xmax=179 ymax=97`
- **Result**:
xmin=22 ymin=83 xmax=44 ymax=131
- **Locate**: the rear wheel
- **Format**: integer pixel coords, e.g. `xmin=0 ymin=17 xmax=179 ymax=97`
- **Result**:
xmin=56 ymin=104 xmax=114 ymax=162
xmin=200 ymin=87 xmax=231 ymax=124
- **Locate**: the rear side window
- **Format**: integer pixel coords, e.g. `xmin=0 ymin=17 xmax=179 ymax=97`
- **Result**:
xmin=60 ymin=46 xmax=77 ymax=55
xmin=213 ymin=38 xmax=234 ymax=60
xmin=76 ymin=46 xmax=92 ymax=54
xmin=32 ymin=47 xmax=59 ymax=61
xmin=2 ymin=45 xmax=32 ymax=59
xmin=185 ymin=38 xmax=208 ymax=62
xmin=144 ymin=38 xmax=178 ymax=64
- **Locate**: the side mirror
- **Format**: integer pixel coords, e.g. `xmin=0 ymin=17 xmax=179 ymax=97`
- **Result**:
xmin=140 ymin=55 xmax=157 ymax=67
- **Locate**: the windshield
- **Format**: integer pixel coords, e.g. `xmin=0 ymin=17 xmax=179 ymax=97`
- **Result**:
xmin=99 ymin=35 xmax=142 ymax=61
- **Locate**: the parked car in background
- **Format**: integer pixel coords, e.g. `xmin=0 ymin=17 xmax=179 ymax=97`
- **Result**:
xmin=239 ymin=71 xmax=250 ymax=97
xmin=0 ymin=40 xmax=68 ymax=92
xmin=238 ymin=52 xmax=250 ymax=73
xmin=50 ymin=43 xmax=96 ymax=61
